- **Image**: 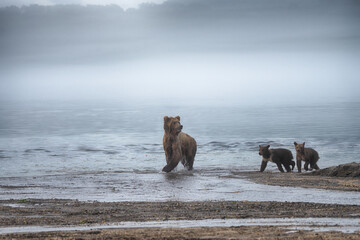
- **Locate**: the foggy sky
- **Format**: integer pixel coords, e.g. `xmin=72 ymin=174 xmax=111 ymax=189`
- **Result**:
xmin=0 ymin=0 xmax=360 ymax=105
xmin=0 ymin=0 xmax=167 ymax=9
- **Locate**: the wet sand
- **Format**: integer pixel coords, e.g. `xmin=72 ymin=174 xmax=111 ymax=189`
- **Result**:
xmin=236 ymin=170 xmax=360 ymax=192
xmin=2 ymin=199 xmax=360 ymax=227
xmin=2 ymin=226 xmax=360 ymax=240
xmin=1 ymin=199 xmax=360 ymax=239
xmin=1 ymin=170 xmax=359 ymax=239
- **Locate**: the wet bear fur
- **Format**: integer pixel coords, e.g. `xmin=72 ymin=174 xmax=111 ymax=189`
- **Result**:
xmin=258 ymin=145 xmax=295 ymax=172
xmin=162 ymin=116 xmax=197 ymax=173
xmin=294 ymin=142 xmax=320 ymax=173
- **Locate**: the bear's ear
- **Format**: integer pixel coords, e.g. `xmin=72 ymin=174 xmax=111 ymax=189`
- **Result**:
xmin=266 ymin=145 xmax=270 ymax=148
xmin=259 ymin=145 xmax=261 ymax=148
xmin=175 ymin=116 xmax=180 ymax=121
xmin=164 ymin=116 xmax=170 ymax=122
xmin=294 ymin=142 xmax=297 ymax=146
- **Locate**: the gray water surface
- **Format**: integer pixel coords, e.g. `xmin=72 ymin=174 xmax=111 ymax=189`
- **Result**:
xmin=1 ymin=101 xmax=359 ymax=203
xmin=1 ymin=170 xmax=359 ymax=205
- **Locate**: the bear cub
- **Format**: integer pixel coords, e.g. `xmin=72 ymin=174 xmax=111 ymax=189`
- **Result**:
xmin=258 ymin=145 xmax=295 ymax=172
xmin=294 ymin=142 xmax=320 ymax=173
xmin=162 ymin=116 xmax=197 ymax=173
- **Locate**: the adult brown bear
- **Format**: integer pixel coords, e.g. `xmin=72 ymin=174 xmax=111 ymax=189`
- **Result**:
xmin=162 ymin=116 xmax=197 ymax=172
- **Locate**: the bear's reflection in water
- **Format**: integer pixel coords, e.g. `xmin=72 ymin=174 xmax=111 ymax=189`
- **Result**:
xmin=163 ymin=170 xmax=195 ymax=181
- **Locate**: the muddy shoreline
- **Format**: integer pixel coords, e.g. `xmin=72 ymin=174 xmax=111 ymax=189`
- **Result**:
xmin=2 ymin=199 xmax=360 ymax=227
xmin=1 ymin=169 xmax=360 ymax=239
xmin=2 ymin=226 xmax=360 ymax=240
xmin=1 ymin=199 xmax=360 ymax=239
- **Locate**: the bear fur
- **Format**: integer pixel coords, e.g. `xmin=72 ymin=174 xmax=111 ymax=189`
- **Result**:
xmin=258 ymin=145 xmax=295 ymax=172
xmin=162 ymin=116 xmax=197 ymax=173
xmin=294 ymin=142 xmax=320 ymax=173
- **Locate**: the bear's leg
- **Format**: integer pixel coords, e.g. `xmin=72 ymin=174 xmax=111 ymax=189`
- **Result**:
xmin=180 ymin=154 xmax=193 ymax=170
xmin=260 ymin=160 xmax=268 ymax=172
xmin=180 ymin=157 xmax=186 ymax=166
xmin=162 ymin=160 xmax=180 ymax=173
xmin=304 ymin=161 xmax=310 ymax=171
xmin=308 ymin=158 xmax=314 ymax=170
xmin=284 ymin=163 xmax=291 ymax=172
xmin=312 ymin=163 xmax=320 ymax=170
xmin=290 ymin=160 xmax=295 ymax=170
xmin=296 ymin=159 xmax=302 ymax=173
xmin=276 ymin=162 xmax=285 ymax=172
xmin=309 ymin=158 xmax=318 ymax=170
xmin=308 ymin=164 xmax=314 ymax=171
xmin=186 ymin=156 xmax=194 ymax=170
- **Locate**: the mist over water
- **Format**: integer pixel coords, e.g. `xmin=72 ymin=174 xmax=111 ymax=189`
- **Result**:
xmin=0 ymin=0 xmax=360 ymax=202
xmin=0 ymin=0 xmax=359 ymax=104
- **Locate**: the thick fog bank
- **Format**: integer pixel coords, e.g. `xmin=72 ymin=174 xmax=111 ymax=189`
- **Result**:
xmin=0 ymin=0 xmax=359 ymax=105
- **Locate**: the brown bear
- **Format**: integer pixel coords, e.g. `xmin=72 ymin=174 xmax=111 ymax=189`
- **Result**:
xmin=294 ymin=142 xmax=320 ymax=173
xmin=162 ymin=116 xmax=197 ymax=173
xmin=258 ymin=145 xmax=295 ymax=172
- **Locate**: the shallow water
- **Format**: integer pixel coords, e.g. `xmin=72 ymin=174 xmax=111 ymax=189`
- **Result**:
xmin=1 ymin=170 xmax=359 ymax=205
xmin=0 ymin=218 xmax=359 ymax=234
xmin=0 ymin=101 xmax=359 ymax=203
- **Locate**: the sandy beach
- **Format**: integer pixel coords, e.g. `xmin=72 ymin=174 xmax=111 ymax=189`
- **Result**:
xmin=1 ymin=169 xmax=359 ymax=239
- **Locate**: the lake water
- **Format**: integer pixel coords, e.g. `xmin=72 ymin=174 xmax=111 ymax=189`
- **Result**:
xmin=0 ymin=101 xmax=359 ymax=203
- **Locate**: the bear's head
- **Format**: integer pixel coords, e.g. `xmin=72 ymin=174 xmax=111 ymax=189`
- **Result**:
xmin=294 ymin=142 xmax=305 ymax=155
xmin=259 ymin=145 xmax=271 ymax=158
xmin=164 ymin=116 xmax=183 ymax=135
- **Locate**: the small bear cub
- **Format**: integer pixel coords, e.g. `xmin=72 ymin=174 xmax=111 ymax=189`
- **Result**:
xmin=294 ymin=142 xmax=320 ymax=173
xmin=258 ymin=145 xmax=295 ymax=172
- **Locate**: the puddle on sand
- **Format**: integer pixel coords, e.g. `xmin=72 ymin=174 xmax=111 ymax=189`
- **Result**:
xmin=1 ymin=204 xmax=28 ymax=208
xmin=0 ymin=218 xmax=359 ymax=235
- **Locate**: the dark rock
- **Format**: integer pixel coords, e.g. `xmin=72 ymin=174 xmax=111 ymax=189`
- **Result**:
xmin=308 ymin=162 xmax=360 ymax=177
